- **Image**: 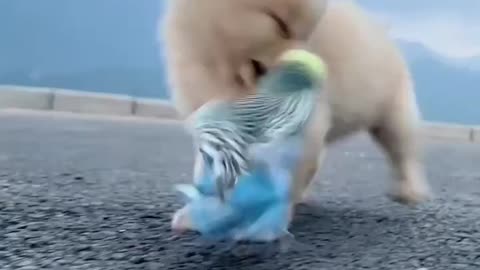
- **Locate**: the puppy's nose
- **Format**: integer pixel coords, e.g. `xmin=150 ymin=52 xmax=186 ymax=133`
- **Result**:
xmin=282 ymin=40 xmax=310 ymax=54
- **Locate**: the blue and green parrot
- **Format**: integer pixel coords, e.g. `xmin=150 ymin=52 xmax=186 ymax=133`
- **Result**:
xmin=175 ymin=49 xmax=328 ymax=241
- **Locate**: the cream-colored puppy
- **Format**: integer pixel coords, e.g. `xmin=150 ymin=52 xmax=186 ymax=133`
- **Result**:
xmin=161 ymin=0 xmax=431 ymax=230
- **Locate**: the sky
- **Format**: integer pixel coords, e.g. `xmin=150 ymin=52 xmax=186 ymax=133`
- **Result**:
xmin=0 ymin=0 xmax=478 ymax=123
xmin=356 ymin=0 xmax=480 ymax=59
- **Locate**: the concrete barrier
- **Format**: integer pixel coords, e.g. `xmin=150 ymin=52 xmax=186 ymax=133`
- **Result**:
xmin=472 ymin=127 xmax=480 ymax=143
xmin=0 ymin=85 xmax=53 ymax=110
xmin=422 ymin=122 xmax=473 ymax=142
xmin=1 ymin=85 xmax=479 ymax=143
xmin=133 ymin=98 xmax=178 ymax=119
xmin=52 ymin=89 xmax=133 ymax=116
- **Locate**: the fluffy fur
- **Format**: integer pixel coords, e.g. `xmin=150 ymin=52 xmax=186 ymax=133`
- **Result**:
xmin=161 ymin=0 xmax=432 ymax=230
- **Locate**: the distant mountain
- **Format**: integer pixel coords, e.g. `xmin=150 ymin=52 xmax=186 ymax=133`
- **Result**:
xmin=395 ymin=40 xmax=480 ymax=125
xmin=451 ymin=56 xmax=480 ymax=72
xmin=396 ymin=40 xmax=445 ymax=62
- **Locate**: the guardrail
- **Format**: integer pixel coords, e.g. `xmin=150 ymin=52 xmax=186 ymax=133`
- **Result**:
xmin=1 ymin=85 xmax=479 ymax=143
xmin=0 ymin=85 xmax=177 ymax=119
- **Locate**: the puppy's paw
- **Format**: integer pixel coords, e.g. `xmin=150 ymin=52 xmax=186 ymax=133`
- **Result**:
xmin=388 ymin=180 xmax=432 ymax=206
xmin=294 ymin=194 xmax=318 ymax=207
xmin=171 ymin=206 xmax=194 ymax=233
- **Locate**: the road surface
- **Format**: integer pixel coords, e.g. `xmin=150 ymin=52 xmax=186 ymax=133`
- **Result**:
xmin=0 ymin=110 xmax=479 ymax=269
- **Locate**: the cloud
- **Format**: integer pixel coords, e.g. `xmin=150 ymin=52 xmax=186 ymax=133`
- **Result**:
xmin=358 ymin=1 xmax=480 ymax=59
xmin=386 ymin=14 xmax=480 ymax=58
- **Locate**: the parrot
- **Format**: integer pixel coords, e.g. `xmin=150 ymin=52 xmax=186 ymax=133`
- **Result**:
xmin=185 ymin=49 xmax=328 ymax=201
xmin=171 ymin=49 xmax=328 ymax=242
xmin=174 ymin=133 xmax=307 ymax=241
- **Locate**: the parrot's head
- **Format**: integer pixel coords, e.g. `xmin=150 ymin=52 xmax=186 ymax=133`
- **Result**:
xmin=257 ymin=49 xmax=327 ymax=94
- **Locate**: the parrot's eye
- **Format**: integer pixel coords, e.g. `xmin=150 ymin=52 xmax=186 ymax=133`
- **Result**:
xmin=200 ymin=149 xmax=214 ymax=167
xmin=251 ymin=59 xmax=267 ymax=80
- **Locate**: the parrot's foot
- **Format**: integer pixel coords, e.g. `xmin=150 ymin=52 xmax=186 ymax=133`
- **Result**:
xmin=388 ymin=178 xmax=432 ymax=206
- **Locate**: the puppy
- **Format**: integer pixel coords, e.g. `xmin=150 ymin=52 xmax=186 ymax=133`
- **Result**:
xmin=161 ymin=0 xmax=431 ymax=231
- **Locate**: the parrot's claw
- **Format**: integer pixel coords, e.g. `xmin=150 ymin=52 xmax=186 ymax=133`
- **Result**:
xmin=216 ymin=174 xmax=240 ymax=203
xmin=227 ymin=177 xmax=237 ymax=190
xmin=215 ymin=176 xmax=227 ymax=202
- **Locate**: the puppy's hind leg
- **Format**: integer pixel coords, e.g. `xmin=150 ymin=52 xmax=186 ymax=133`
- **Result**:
xmin=369 ymin=81 xmax=431 ymax=206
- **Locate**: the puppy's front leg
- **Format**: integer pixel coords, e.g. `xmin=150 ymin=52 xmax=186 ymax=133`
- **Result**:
xmin=291 ymin=100 xmax=330 ymax=205
xmin=291 ymin=147 xmax=326 ymax=205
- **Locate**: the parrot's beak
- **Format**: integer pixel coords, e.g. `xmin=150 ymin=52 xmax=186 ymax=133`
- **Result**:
xmin=249 ymin=41 xmax=309 ymax=79
xmin=277 ymin=49 xmax=328 ymax=80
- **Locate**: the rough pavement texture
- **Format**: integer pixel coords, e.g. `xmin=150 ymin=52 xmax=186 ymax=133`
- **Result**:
xmin=0 ymin=111 xmax=479 ymax=270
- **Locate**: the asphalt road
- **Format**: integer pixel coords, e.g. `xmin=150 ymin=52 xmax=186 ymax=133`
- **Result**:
xmin=0 ymin=110 xmax=479 ymax=270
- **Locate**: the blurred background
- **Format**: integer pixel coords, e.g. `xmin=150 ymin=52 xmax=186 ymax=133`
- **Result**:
xmin=1 ymin=0 xmax=479 ymax=125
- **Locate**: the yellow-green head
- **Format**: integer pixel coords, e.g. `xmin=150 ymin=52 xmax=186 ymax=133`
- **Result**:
xmin=278 ymin=49 xmax=328 ymax=80
xmin=258 ymin=49 xmax=327 ymax=94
